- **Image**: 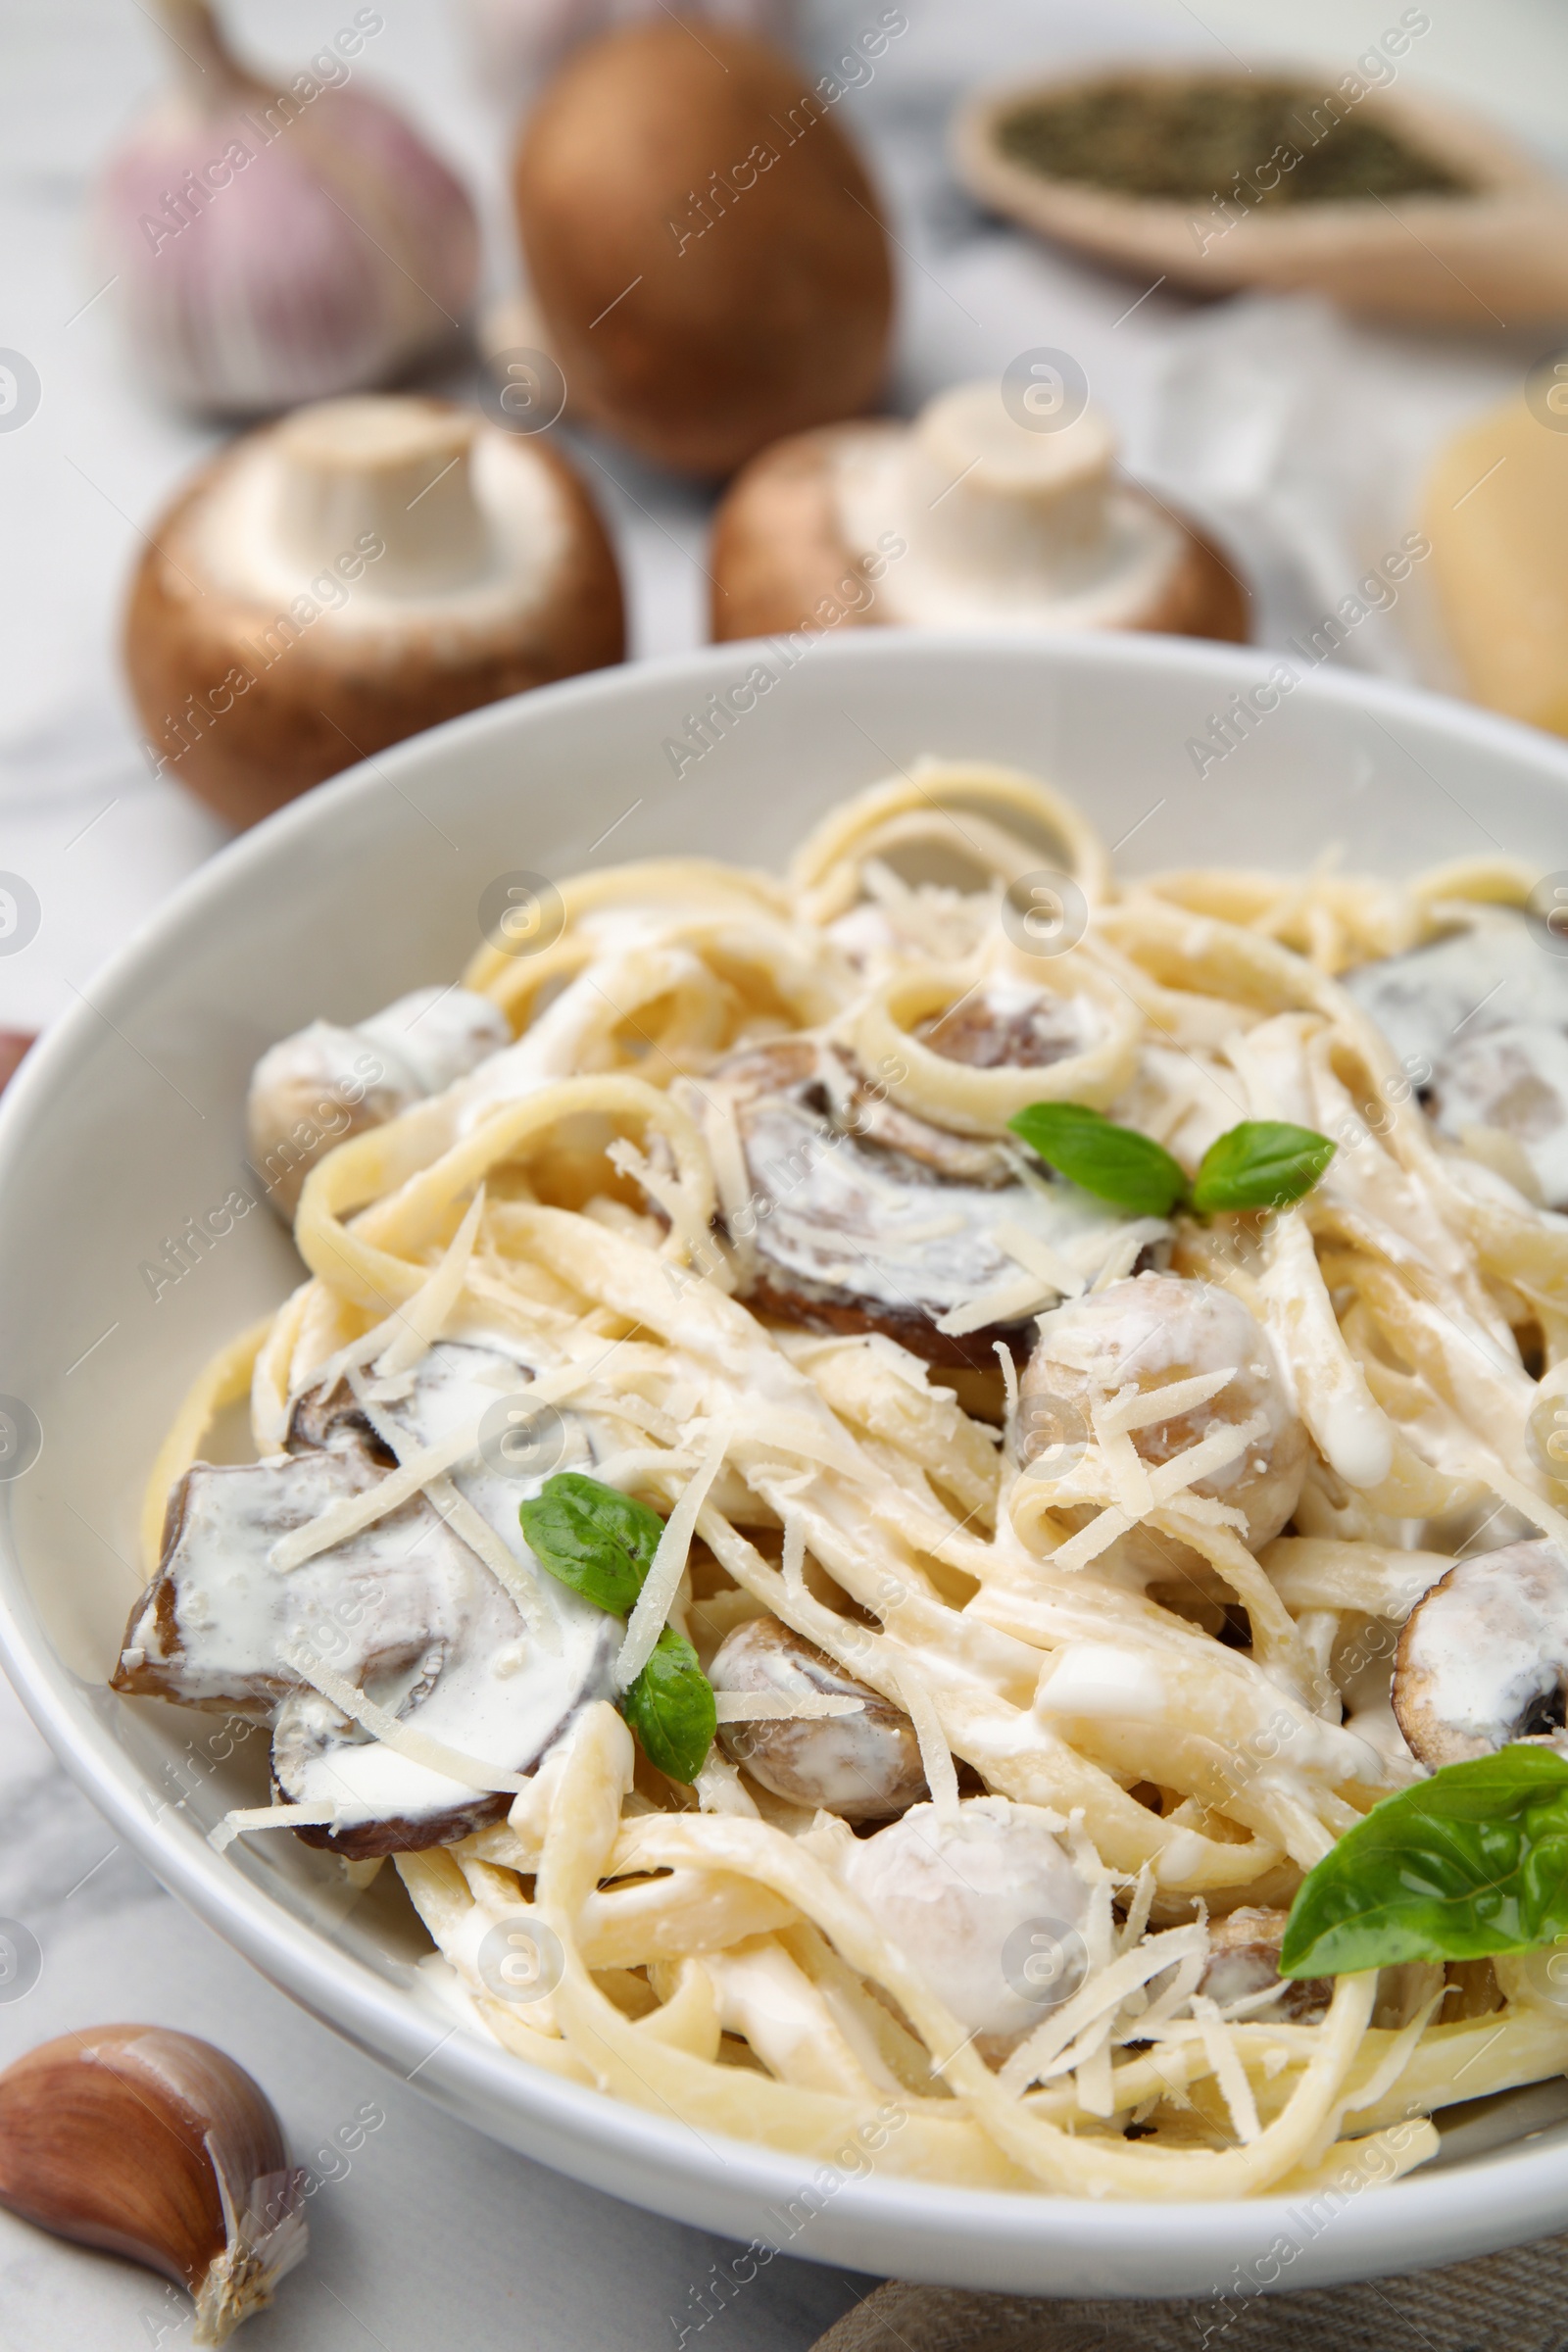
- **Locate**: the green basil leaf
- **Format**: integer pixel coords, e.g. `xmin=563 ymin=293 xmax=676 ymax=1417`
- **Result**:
xmin=517 ymin=1473 xmax=665 ymax=1618
xmin=620 ymin=1626 xmax=716 ymax=1786
xmin=1191 ymin=1119 xmax=1336 ymax=1216
xmin=1280 ymin=1746 xmax=1568 ymax=1977
xmin=1007 ymin=1102 xmax=1188 ymax=1218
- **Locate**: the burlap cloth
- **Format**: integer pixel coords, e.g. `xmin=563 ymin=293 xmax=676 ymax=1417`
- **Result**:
xmin=811 ymin=2234 xmax=1568 ymax=2351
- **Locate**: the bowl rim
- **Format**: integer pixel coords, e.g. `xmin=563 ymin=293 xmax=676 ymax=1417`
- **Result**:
xmin=5 ymin=626 xmax=1568 ymax=2295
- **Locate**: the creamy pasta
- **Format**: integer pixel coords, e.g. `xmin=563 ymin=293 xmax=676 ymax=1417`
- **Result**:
xmin=116 ymin=761 xmax=1568 ymax=2201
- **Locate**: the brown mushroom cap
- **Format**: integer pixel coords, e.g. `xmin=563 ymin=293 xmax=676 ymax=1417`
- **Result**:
xmin=710 ymin=414 xmax=1248 ymax=644
xmin=123 ymin=398 xmax=624 ymax=831
xmin=513 ymin=24 xmax=893 ymax=477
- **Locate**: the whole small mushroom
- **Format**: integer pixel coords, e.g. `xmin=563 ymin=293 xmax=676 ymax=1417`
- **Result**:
xmin=710 ymin=380 xmax=1247 ymax=643
xmin=1018 ymin=1272 xmax=1306 ymax=1565
xmin=125 ymin=393 xmax=625 ymax=828
xmin=512 ymin=23 xmax=893 ymax=476
xmin=247 ymin=984 xmax=511 ymax=1217
xmin=843 ymin=1796 xmax=1092 ymax=2055
xmin=710 ymin=1614 xmax=926 ymax=1820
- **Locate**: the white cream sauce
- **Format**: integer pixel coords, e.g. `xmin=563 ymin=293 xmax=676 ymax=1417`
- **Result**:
xmin=741 ymin=1092 xmax=1141 ymax=1315
xmin=1397 ymin=1539 xmax=1568 ymax=1759
xmin=126 ymin=1342 xmax=617 ymax=1834
xmin=1035 ymin=1642 xmax=1168 ymax=1723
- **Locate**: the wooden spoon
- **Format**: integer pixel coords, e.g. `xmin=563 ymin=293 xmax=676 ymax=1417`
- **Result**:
xmin=952 ymin=67 xmax=1568 ymax=329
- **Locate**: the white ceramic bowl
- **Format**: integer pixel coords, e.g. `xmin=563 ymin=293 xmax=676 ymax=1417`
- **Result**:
xmin=3 ymin=632 xmax=1568 ymax=2300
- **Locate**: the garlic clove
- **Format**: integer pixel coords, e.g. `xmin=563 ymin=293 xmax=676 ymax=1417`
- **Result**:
xmin=97 ymin=2 xmax=479 ymax=415
xmin=0 ymin=2025 xmax=307 ymax=2344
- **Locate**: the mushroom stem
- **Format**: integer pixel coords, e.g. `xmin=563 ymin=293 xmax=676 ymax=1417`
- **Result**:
xmin=272 ymin=400 xmax=492 ymax=596
xmin=906 ymin=385 xmax=1117 ymax=596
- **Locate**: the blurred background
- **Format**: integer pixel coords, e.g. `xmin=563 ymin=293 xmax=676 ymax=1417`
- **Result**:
xmin=5 ymin=0 xmax=1568 ymax=1045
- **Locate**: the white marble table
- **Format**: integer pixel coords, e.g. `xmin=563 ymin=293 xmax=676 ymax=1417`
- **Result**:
xmin=0 ymin=0 xmax=1563 ymax=2339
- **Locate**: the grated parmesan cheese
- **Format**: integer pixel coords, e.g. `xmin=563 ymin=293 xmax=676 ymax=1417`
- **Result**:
xmin=617 ymin=1421 xmax=730 ymax=1689
xmin=892 ymin=1661 xmax=960 ymax=1824
xmin=372 ymin=1188 xmax=486 ymax=1382
xmin=210 ymin=1799 xmax=340 ymax=1853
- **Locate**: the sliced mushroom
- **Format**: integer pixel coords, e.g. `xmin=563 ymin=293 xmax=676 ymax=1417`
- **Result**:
xmin=1018 ymin=1272 xmax=1307 ymax=1555
xmin=115 ymin=1346 xmax=615 ymax=1855
xmin=1200 ymin=1906 xmax=1432 ymax=2029
xmin=248 ymin=986 xmax=510 ymax=1217
xmin=286 ymin=1337 xmax=548 ymax=1459
xmin=1393 ymin=1537 xmax=1568 ymax=1768
xmin=710 ymin=1038 xmax=1156 ymax=1367
xmin=842 ymin=1797 xmax=1092 ymax=2054
xmin=1433 ymin=1023 xmax=1568 ymax=1209
xmin=710 ymin=1616 xmax=925 ymax=1822
xmin=1200 ymin=1907 xmax=1330 ymax=2022
xmin=710 ymin=382 xmax=1247 ymax=645
xmin=1344 ymin=913 xmax=1568 ymax=1208
xmin=917 ymin=982 xmax=1091 ymax=1071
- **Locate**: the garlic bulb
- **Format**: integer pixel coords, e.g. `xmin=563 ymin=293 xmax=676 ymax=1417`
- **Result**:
xmin=97 ymin=0 xmax=478 ymax=414
xmin=122 ymin=393 xmax=625 ymax=828
xmin=0 ymin=2025 xmax=307 ymax=2343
